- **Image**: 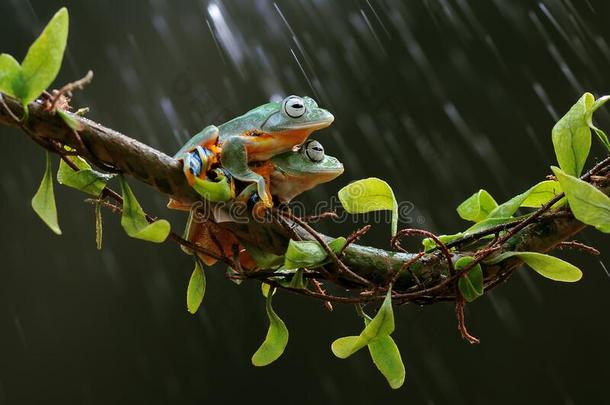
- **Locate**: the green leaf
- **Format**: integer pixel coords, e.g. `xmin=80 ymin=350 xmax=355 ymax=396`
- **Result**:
xmin=252 ymin=289 xmax=289 ymax=367
xmin=464 ymin=216 xmax=514 ymax=234
xmin=0 ymin=53 xmax=21 ymax=98
xmin=487 ymin=251 xmax=582 ymax=282
xmin=552 ymin=166 xmax=610 ymax=233
xmin=31 ymin=152 xmax=61 ymax=235
xmin=368 ymin=333 xmax=405 ymax=389
xmin=19 ymin=8 xmax=69 ymax=106
xmin=192 ymin=174 xmax=233 ymax=202
xmin=331 ymin=288 xmax=394 ymax=359
xmin=552 ymin=93 xmax=594 ymax=176
xmin=457 ymin=189 xmax=498 ymax=222
xmin=57 ymin=109 xmax=84 ymax=131
xmin=456 ymin=256 xmax=483 ymax=302
xmin=589 ymin=95 xmax=610 ymax=151
xmin=422 ymin=233 xmax=464 ymax=252
xmin=284 ymin=237 xmax=346 ymax=269
xmin=288 ymin=269 xmax=306 ymax=289
xmin=338 ymin=177 xmax=398 ymax=236
xmin=95 ymin=200 xmax=102 ymax=250
xmin=119 ymin=175 xmax=170 ymax=243
xmin=57 ymin=155 xmax=114 ymax=196
xmin=520 ymin=180 xmax=562 ymax=208
xmin=186 ymin=260 xmax=206 ymax=314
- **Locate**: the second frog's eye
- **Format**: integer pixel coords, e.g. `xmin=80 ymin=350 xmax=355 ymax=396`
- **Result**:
xmin=304 ymin=140 xmax=324 ymax=162
xmin=283 ymin=96 xmax=306 ymax=118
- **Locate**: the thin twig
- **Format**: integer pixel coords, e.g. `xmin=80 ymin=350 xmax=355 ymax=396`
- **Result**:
xmin=47 ymin=70 xmax=94 ymax=112
xmin=556 ymin=241 xmax=600 ymax=256
xmin=455 ymin=296 xmax=480 ymax=344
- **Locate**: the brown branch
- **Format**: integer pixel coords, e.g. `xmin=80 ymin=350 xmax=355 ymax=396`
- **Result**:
xmin=1 ymin=93 xmax=608 ymax=307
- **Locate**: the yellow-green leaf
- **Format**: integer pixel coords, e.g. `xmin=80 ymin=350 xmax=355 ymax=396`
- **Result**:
xmin=589 ymin=95 xmax=610 ymax=151
xmin=338 ymin=177 xmax=398 ymax=236
xmin=456 ymin=256 xmax=483 ymax=302
xmin=552 ymin=93 xmax=593 ymax=176
xmin=57 ymin=109 xmax=85 ymax=131
xmin=456 ymin=189 xmax=498 ymax=222
xmin=192 ymin=175 xmax=233 ymax=202
xmin=487 ymin=251 xmax=582 ymax=282
xmin=331 ymin=288 xmax=394 ymax=359
xmin=0 ymin=53 xmax=21 ymax=98
xmin=186 ymin=260 xmax=206 ymax=314
xmin=368 ymin=334 xmax=405 ymax=389
xmin=552 ymin=166 xmax=610 ymax=233
xmin=20 ymin=8 xmax=69 ymax=106
xmin=57 ymin=155 xmax=113 ymax=196
xmin=520 ymin=180 xmax=562 ymax=208
xmin=119 ymin=175 xmax=170 ymax=243
xmin=284 ymin=237 xmax=346 ymax=269
xmin=252 ymin=289 xmax=289 ymax=367
xmin=31 ymin=152 xmax=61 ymax=235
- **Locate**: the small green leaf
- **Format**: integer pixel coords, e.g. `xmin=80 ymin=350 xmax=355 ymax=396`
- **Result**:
xmin=186 ymin=260 xmax=206 ymax=314
xmin=422 ymin=233 xmax=463 ymax=252
xmin=588 ymin=95 xmax=610 ymax=151
xmin=288 ymin=269 xmax=306 ymax=289
xmin=457 ymin=189 xmax=498 ymax=222
xmin=456 ymin=256 xmax=483 ymax=302
xmin=31 ymin=152 xmax=61 ymax=235
xmin=252 ymin=289 xmax=289 ymax=367
xmin=95 ymin=200 xmax=102 ymax=250
xmin=284 ymin=237 xmax=346 ymax=269
xmin=331 ymin=288 xmax=394 ymax=359
xmin=552 ymin=93 xmax=594 ymax=176
xmin=57 ymin=155 xmax=114 ymax=196
xmin=487 ymin=251 xmax=582 ymax=282
xmin=119 ymin=175 xmax=170 ymax=243
xmin=552 ymin=166 xmax=610 ymax=233
xmin=464 ymin=216 xmax=514 ymax=234
xmin=261 ymin=283 xmax=272 ymax=298
xmin=57 ymin=109 xmax=84 ymax=131
xmin=338 ymin=177 xmax=398 ymax=236
xmin=368 ymin=334 xmax=405 ymax=389
xmin=520 ymin=180 xmax=563 ymax=208
xmin=192 ymin=175 xmax=233 ymax=202
xmin=0 ymin=53 xmax=22 ymax=98
xmin=19 ymin=8 xmax=69 ymax=106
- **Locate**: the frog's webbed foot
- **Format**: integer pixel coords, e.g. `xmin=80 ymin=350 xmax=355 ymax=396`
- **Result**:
xmin=221 ymin=139 xmax=273 ymax=207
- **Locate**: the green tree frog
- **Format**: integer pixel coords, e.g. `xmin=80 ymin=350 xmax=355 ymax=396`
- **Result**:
xmin=173 ymin=96 xmax=334 ymax=207
xmin=172 ymin=140 xmax=344 ymax=265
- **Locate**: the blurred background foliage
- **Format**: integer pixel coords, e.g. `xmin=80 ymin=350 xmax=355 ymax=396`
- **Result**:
xmin=0 ymin=0 xmax=609 ymax=403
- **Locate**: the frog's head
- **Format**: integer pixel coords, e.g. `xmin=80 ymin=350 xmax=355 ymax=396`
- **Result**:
xmin=269 ymin=140 xmax=344 ymax=203
xmin=261 ymin=96 xmax=334 ymax=134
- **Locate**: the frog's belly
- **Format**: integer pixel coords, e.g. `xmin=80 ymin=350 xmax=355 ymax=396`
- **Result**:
xmin=244 ymin=131 xmax=311 ymax=161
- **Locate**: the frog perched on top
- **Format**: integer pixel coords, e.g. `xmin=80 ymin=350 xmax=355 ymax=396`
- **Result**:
xmin=174 ymin=96 xmax=334 ymax=207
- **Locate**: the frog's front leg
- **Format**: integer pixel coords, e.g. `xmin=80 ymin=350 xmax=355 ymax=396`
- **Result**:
xmin=220 ymin=138 xmax=272 ymax=207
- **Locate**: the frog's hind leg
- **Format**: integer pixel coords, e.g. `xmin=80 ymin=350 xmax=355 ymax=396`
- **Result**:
xmin=220 ymin=139 xmax=272 ymax=207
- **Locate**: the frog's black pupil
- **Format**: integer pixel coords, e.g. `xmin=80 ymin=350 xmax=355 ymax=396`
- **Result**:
xmin=292 ymin=103 xmax=303 ymax=109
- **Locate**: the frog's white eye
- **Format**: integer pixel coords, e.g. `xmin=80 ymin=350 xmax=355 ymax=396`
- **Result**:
xmin=304 ymin=140 xmax=324 ymax=162
xmin=283 ymin=96 xmax=306 ymax=118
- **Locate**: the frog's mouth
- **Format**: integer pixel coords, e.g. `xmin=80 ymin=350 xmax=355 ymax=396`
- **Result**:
xmin=262 ymin=110 xmax=335 ymax=132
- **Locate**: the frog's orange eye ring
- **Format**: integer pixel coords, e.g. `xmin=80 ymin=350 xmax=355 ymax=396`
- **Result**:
xmin=283 ymin=95 xmax=306 ymax=118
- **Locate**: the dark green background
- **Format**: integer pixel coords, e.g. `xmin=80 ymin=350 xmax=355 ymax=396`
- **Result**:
xmin=1 ymin=1 xmax=609 ymax=403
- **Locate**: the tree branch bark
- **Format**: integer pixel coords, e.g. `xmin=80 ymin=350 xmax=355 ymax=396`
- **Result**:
xmin=1 ymin=93 xmax=606 ymax=303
